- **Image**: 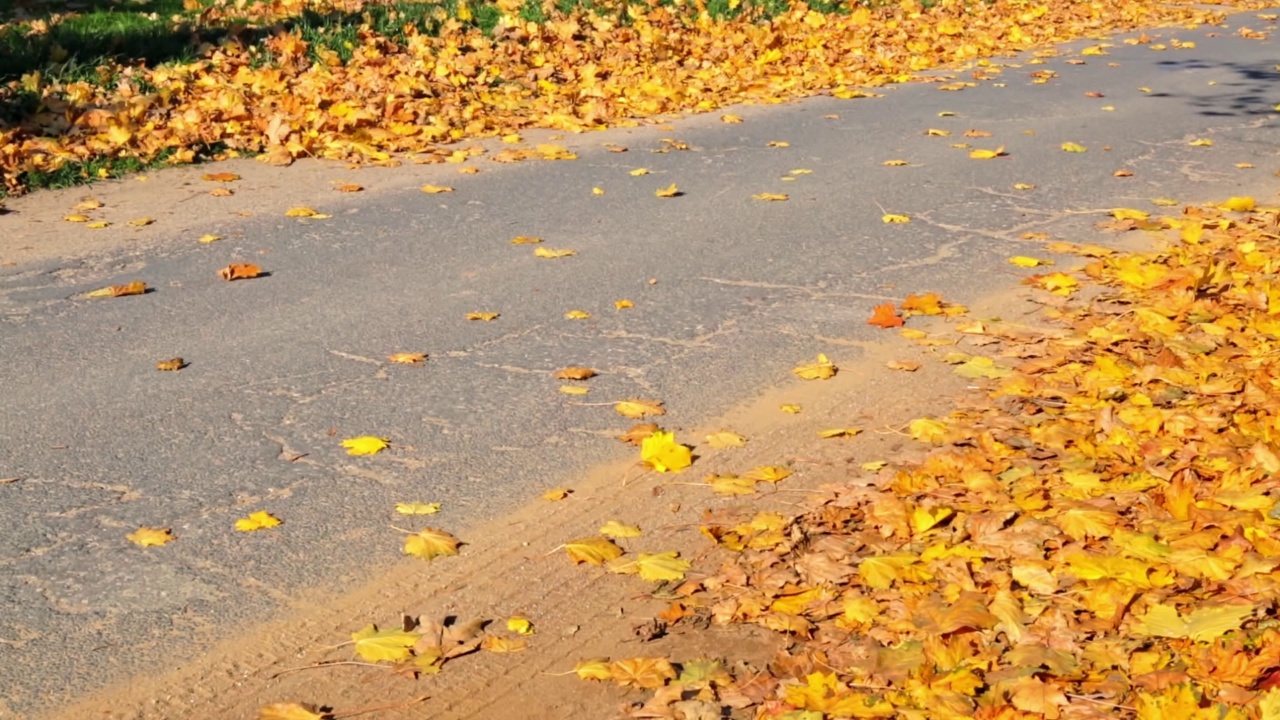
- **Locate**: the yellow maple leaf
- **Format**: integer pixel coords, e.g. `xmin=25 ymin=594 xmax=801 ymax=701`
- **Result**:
xmin=818 ymin=427 xmax=862 ymax=438
xmin=342 ymin=436 xmax=388 ymax=456
xmin=574 ymin=658 xmax=613 ymax=681
xmin=351 ymin=624 xmax=418 ymax=662
xmin=598 ymin=520 xmax=642 ymax=538
xmin=1220 ymin=196 xmax=1256 ymax=212
xmin=614 ymin=299 xmax=633 ymax=309
xmin=707 ymin=474 xmax=756 ymax=495
xmin=655 ymin=183 xmax=680 ymax=198
xmin=608 ymin=658 xmax=676 ymax=689
xmin=641 ymin=430 xmax=691 ymax=473
xmin=1112 ymin=208 xmax=1150 ymax=221
xmin=705 ymin=431 xmax=746 ymax=448
xmin=629 ymin=168 xmax=650 ymax=176
xmin=908 ymin=417 xmax=948 ymax=444
xmin=395 ymin=502 xmax=441 ymax=515
xmin=753 ymin=193 xmax=789 ymax=201
xmin=882 ymin=213 xmax=910 ymax=223
xmin=564 ymin=536 xmax=623 ymax=565
xmin=466 ymin=311 xmax=500 ymax=321
xmin=592 ymin=187 xmax=605 ymax=195
xmin=743 ymin=465 xmax=793 ymax=482
xmin=403 ymin=528 xmax=460 ymax=560
xmin=1134 ymin=603 xmax=1253 ymax=642
xmin=533 ymin=247 xmax=575 ymax=259
xmin=607 ymin=551 xmax=690 ymax=582
xmin=564 ymin=310 xmax=591 ymax=319
xmin=615 ymin=399 xmax=665 ymax=418
xmin=481 ymin=635 xmax=527 ymax=653
xmin=235 ymin=511 xmax=281 ymax=532
xmin=721 ymin=114 xmax=743 ymax=123
xmin=969 ymin=146 xmax=1005 ymax=159
xmin=792 ymin=353 xmax=836 ymax=380
xmin=127 ymin=527 xmax=174 ymax=547
xmin=1008 ymin=256 xmax=1050 ymax=267
xmin=198 ymin=234 xmax=221 ymax=243
xmin=1013 ymin=182 xmax=1036 ymax=190
xmin=780 ymin=404 xmax=802 ymax=414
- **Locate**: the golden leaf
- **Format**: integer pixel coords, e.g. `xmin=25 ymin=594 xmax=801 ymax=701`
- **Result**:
xmin=334 ymin=183 xmax=363 ymax=192
xmin=127 ymin=217 xmax=154 ymax=227
xmin=881 ymin=213 xmax=910 ymax=223
xmin=1188 ymin=138 xmax=1214 ymax=147
xmin=1134 ymin=603 xmax=1253 ymax=642
xmin=155 ymin=357 xmax=186 ymax=371
xmin=403 ymin=528 xmax=460 ymax=560
xmin=564 ymin=310 xmax=591 ymax=319
xmin=767 ymin=141 xmax=790 ymax=147
xmin=792 ymin=353 xmax=836 ymax=380
xmin=654 ymin=184 xmax=680 ymax=198
xmin=592 ymin=187 xmax=605 ymax=195
xmin=127 ymin=527 xmax=174 ymax=547
xmin=867 ymin=303 xmax=904 ymax=328
xmin=706 ymin=431 xmax=746 ymax=449
xmin=753 ymin=193 xmax=789 ymax=201
xmin=421 ymin=184 xmax=454 ymax=194
xmin=258 ymin=702 xmax=328 ymax=720
xmin=780 ymin=404 xmax=802 ymax=413
xmin=554 ymin=366 xmax=596 ymax=380
xmin=615 ymin=299 xmax=634 ymax=309
xmin=707 ymin=474 xmax=756 ymax=495
xmin=203 ymin=172 xmax=240 ymax=182
xmin=1008 ymin=255 xmax=1050 ymax=267
xmin=351 ymin=624 xmax=418 ymax=662
xmin=886 ymin=360 xmax=920 ymax=371
xmin=720 ymin=114 xmax=743 ymax=123
xmin=210 ymin=188 xmax=233 ymax=197
xmin=536 ymin=143 xmax=577 ymax=160
xmin=1061 ymin=142 xmax=1088 ymax=152
xmin=533 ymin=247 xmax=575 ymax=259
xmin=818 ymin=427 xmax=862 ymax=438
xmin=599 ymin=520 xmax=642 ymax=538
xmin=235 ymin=511 xmax=281 ymax=532
xmin=616 ymin=423 xmax=659 ymax=445
xmin=86 ymin=281 xmax=147 ymax=298
xmin=86 ymin=221 xmax=110 ymax=229
xmin=615 ymin=399 xmax=665 ymax=418
xmin=198 ymin=234 xmax=221 ymax=243
xmin=74 ymin=199 xmax=103 ymax=211
xmin=1013 ymin=183 xmax=1036 ymax=190
xmin=629 ymin=168 xmax=650 ymax=176
xmin=882 ymin=159 xmax=909 ymax=166
xmin=564 ymin=536 xmax=623 ymax=565
xmin=395 ymin=502 xmax=440 ymax=515
xmin=218 ymin=263 xmax=262 ymax=281
xmin=608 ymin=551 xmax=690 ymax=582
xmin=542 ymin=487 xmax=571 ymax=501
xmin=285 ymin=207 xmax=319 ymax=217
xmin=387 ymin=352 xmax=427 ymax=365
xmin=559 ymin=385 xmax=589 ymax=395
xmin=506 ymin=617 xmax=534 ymax=635
xmin=1113 ymin=169 xmax=1134 ymax=177
xmin=641 ymin=431 xmax=692 ymax=473
xmin=926 ymin=128 xmax=951 ymax=136
xmin=742 ymin=465 xmax=792 ymax=482
xmin=466 ymin=312 xmax=500 ymax=321
xmin=342 ymin=436 xmax=388 ymax=456
xmin=510 ymin=235 xmax=542 ymax=244
xmin=574 ymin=658 xmax=614 ymax=681
xmin=1220 ymin=196 xmax=1256 ymax=212
xmin=968 ymin=146 xmax=1005 ymax=159
xmin=608 ymin=658 xmax=676 ymax=689
xmin=908 ymin=418 xmax=948 ymax=443
xmin=1112 ymin=208 xmax=1149 ymax=221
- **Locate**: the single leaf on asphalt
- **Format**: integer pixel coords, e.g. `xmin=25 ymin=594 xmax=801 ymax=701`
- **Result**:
xmin=127 ymin=527 xmax=174 ymax=547
xmin=882 ymin=213 xmax=910 ymax=223
xmin=533 ymin=247 xmax=575 ymax=259
xmin=87 ymin=281 xmax=147 ymax=298
xmin=155 ymin=357 xmax=186 ymax=371
xmin=421 ymin=184 xmax=453 ymax=194
xmin=883 ymin=159 xmax=908 ymax=166
xmin=780 ymin=404 xmax=802 ymax=413
xmin=706 ymin=431 xmax=746 ymax=449
xmin=1013 ymin=183 xmax=1036 ymax=190
xmin=1112 ymin=208 xmax=1149 ymax=221
xmin=1009 ymin=256 xmax=1051 ymax=267
xmin=564 ymin=310 xmax=591 ymax=319
xmin=608 ymin=658 xmax=676 ymax=689
xmin=753 ymin=193 xmax=789 ymax=201
xmin=1061 ymin=142 xmax=1088 ymax=152
xmin=258 ymin=702 xmax=329 ymax=720
xmin=608 ymin=551 xmax=691 ymax=582
xmin=218 ymin=263 xmax=262 ymax=281
xmin=203 ymin=172 xmax=240 ymax=182
xmin=235 ymin=511 xmax=281 ymax=532
xmin=334 ymin=183 xmax=363 ymax=192
xmin=559 ymin=385 xmax=589 ymax=395
xmin=387 ymin=352 xmax=427 ymax=364
xmin=767 ymin=140 xmax=790 ymax=147
xmin=87 ymin=221 xmax=110 ymax=229
xmin=867 ymin=303 xmax=905 ymax=328
xmin=792 ymin=353 xmax=836 ymax=380
xmin=74 ymin=199 xmax=103 ymax=210
xmin=467 ymin=311 xmax=500 ymax=321
xmin=536 ymin=143 xmax=577 ymax=160
xmin=575 ymin=658 xmax=614 ymax=681
xmin=969 ymin=146 xmax=1005 ymax=159
xmin=510 ymin=235 xmax=542 ymax=244
xmin=564 ymin=536 xmax=623 ymax=565
xmin=1189 ymin=138 xmax=1213 ymax=146
xmin=198 ymin=234 xmax=221 ymax=243
xmin=351 ymin=624 xmax=419 ymax=662
xmin=926 ymin=128 xmax=951 ymax=136
xmin=615 ymin=399 xmax=665 ymax=418
xmin=887 ymin=360 xmax=920 ymax=372
xmin=615 ymin=299 xmax=634 ymax=309
xmin=599 ymin=520 xmax=643 ymax=538
xmin=629 ymin=168 xmax=650 ymax=176
xmin=127 ymin=217 xmax=155 ymax=227
xmin=404 ymin=528 xmax=460 ymax=560
xmin=395 ymin=502 xmax=441 ymax=515
xmin=641 ymin=430 xmax=692 ymax=473
xmin=592 ymin=187 xmax=604 ymax=195
xmin=285 ymin=206 xmax=322 ymax=217
xmin=342 ymin=436 xmax=388 ymax=456
xmin=655 ymin=183 xmax=679 ymax=197
xmin=554 ymin=367 xmax=597 ymax=380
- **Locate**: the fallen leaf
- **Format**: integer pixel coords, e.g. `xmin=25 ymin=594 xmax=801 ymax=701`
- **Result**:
xmin=559 ymin=385 xmax=589 ymax=395
xmin=258 ymin=702 xmax=329 ymax=720
xmin=882 ymin=159 xmax=909 ymax=166
xmin=198 ymin=234 xmax=221 ymax=243
xmin=792 ymin=353 xmax=837 ymax=380
xmin=127 ymin=217 xmax=154 ymax=227
xmin=641 ymin=430 xmax=692 ymax=473
xmin=203 ymin=172 xmax=240 ymax=182
xmin=285 ymin=206 xmax=320 ymax=217
xmin=926 ymin=128 xmax=952 ymax=136
xmin=387 ymin=352 xmax=427 ymax=365
xmin=554 ymin=367 xmax=597 ymax=380
xmin=882 ymin=213 xmax=910 ymax=223
xmin=887 ymin=360 xmax=921 ymax=371
xmin=421 ymin=184 xmax=454 ymax=194
xmin=235 ymin=511 xmax=281 ymax=532
xmin=867 ymin=303 xmax=905 ymax=328
xmin=706 ymin=431 xmax=746 ymax=449
xmin=599 ymin=520 xmax=643 ymax=538
xmin=403 ymin=528 xmax=460 ymax=560
xmin=564 ymin=536 xmax=623 ymax=565
xmin=615 ymin=299 xmax=634 ymax=309
xmin=617 ymin=423 xmax=660 ymax=445
xmin=1113 ymin=169 xmax=1134 ymax=177
xmin=127 ymin=527 xmax=174 ymax=547
xmin=708 ymin=474 xmax=757 ymax=495
xmin=342 ymin=436 xmax=389 ymax=456
xmin=629 ymin=168 xmax=650 ymax=176
xmin=592 ymin=187 xmax=605 ymax=195
xmin=481 ymin=636 xmax=528 ymax=653
xmin=575 ymin=658 xmax=614 ymax=681
xmin=819 ymin=427 xmax=862 ymax=438
xmin=533 ymin=247 xmax=576 ymax=259
xmin=351 ymin=624 xmax=419 ymax=662
xmin=395 ymin=502 xmax=441 ymax=515
xmin=655 ymin=184 xmax=680 ymax=198
xmin=615 ymin=399 xmax=666 ymax=419
xmin=1013 ymin=183 xmax=1036 ymax=190
xmin=608 ymin=658 xmax=676 ymax=689
xmin=74 ymin=199 xmax=103 ymax=211
xmin=564 ymin=310 xmax=591 ymax=319
xmin=753 ymin=193 xmax=789 ymax=201
xmin=334 ymin=183 xmax=363 ymax=192
xmin=1189 ymin=138 xmax=1214 ymax=147
xmin=218 ymin=263 xmax=262 ymax=281
xmin=542 ymin=488 xmax=571 ymax=501
xmin=609 ymin=551 xmax=691 ymax=582
xmin=466 ymin=312 xmax=500 ymax=321
xmin=155 ymin=357 xmax=186 ymax=371
xmin=1220 ymin=196 xmax=1256 ymax=212
xmin=768 ymin=140 xmax=790 ymax=147
xmin=86 ymin=281 xmax=147 ymax=298
xmin=506 ymin=617 xmax=535 ymax=635
xmin=721 ymin=114 xmax=743 ymax=123
xmin=780 ymin=404 xmax=802 ymax=413
xmin=210 ymin=188 xmax=233 ymax=197
xmin=742 ymin=465 xmax=792 ymax=482
xmin=1061 ymin=142 xmax=1088 ymax=152
xmin=969 ymin=146 xmax=1005 ymax=159
xmin=510 ymin=235 xmax=542 ymax=244
xmin=1009 ymin=256 xmax=1051 ymax=267
xmin=86 ymin=221 xmax=110 ymax=229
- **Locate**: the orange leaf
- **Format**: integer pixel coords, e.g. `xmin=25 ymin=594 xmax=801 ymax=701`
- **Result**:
xmin=218 ymin=263 xmax=263 ymax=281
xmin=867 ymin=303 xmax=905 ymax=328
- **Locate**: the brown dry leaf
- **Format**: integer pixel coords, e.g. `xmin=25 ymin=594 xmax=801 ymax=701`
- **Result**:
xmin=564 ymin=536 xmax=623 ymax=565
xmin=86 ymin=281 xmax=147 ymax=298
xmin=155 ymin=357 xmax=186 ymax=371
xmin=617 ymin=423 xmax=660 ymax=445
xmin=387 ymin=352 xmax=427 ymax=365
xmin=615 ymin=399 xmax=666 ymax=419
xmin=334 ymin=182 xmax=364 ymax=192
xmin=1113 ymin=169 xmax=1134 ymax=177
xmin=127 ymin=527 xmax=174 ymax=547
xmin=608 ymin=658 xmax=676 ymax=689
xmin=554 ymin=367 xmax=597 ymax=380
xmin=887 ymin=360 xmax=921 ymax=371
xmin=403 ymin=528 xmax=460 ymax=560
xmin=218 ymin=263 xmax=263 ymax=281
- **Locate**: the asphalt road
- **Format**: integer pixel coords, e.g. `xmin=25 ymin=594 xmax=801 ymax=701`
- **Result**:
xmin=1 ymin=16 xmax=1277 ymax=715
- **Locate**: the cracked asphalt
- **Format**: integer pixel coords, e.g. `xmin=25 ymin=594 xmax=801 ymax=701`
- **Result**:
xmin=1 ymin=16 xmax=1278 ymax=716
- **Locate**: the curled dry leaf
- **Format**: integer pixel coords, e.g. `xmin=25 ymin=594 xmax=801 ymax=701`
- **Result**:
xmin=127 ymin=527 xmax=174 ymax=547
xmin=87 ymin=221 xmax=110 ymax=229
xmin=506 ymin=617 xmax=535 ymax=635
xmin=1061 ymin=142 xmax=1088 ymax=152
xmin=542 ymin=488 xmax=571 ymax=501
xmin=387 ymin=352 xmax=427 ymax=365
xmin=235 ymin=510 xmax=281 ymax=532
xmin=533 ymin=248 xmax=575 ymax=259
xmin=654 ymin=184 xmax=680 ymax=198
xmin=86 ymin=281 xmax=147 ymax=298
xmin=564 ymin=536 xmax=624 ymax=565
xmin=403 ymin=528 xmax=460 ymax=560
xmin=882 ymin=159 xmax=909 ymax=166
xmin=218 ymin=263 xmax=262 ymax=281
xmin=74 ymin=199 xmax=103 ymax=211
xmin=819 ymin=427 xmax=862 ymax=438
xmin=155 ymin=357 xmax=186 ymax=371
xmin=792 ymin=353 xmax=836 ymax=380
xmin=510 ymin=236 xmax=542 ymax=244
xmin=466 ymin=312 xmax=500 ymax=321
xmin=203 ymin=172 xmax=240 ymax=182
xmin=615 ymin=399 xmax=666 ymax=419
xmin=342 ymin=436 xmax=389 ymax=456
xmin=421 ymin=184 xmax=454 ymax=194
xmin=395 ymin=502 xmax=441 ymax=515
xmin=335 ymin=183 xmax=364 ymax=192
xmin=882 ymin=213 xmax=910 ymax=223
xmin=617 ymin=423 xmax=660 ymax=445
xmin=554 ymin=367 xmax=597 ymax=380
xmin=198 ymin=234 xmax=221 ymax=243
xmin=285 ymin=206 xmax=330 ymax=218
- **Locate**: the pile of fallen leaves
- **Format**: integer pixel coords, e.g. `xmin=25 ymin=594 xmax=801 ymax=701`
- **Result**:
xmin=572 ymin=199 xmax=1280 ymax=718
xmin=2 ymin=0 xmax=1270 ymax=193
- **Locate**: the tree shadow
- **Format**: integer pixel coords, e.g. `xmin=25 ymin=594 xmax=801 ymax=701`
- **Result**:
xmin=1154 ymin=58 xmax=1278 ymax=118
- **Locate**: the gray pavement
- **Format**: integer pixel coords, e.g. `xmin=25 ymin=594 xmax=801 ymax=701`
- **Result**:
xmin=1 ymin=17 xmax=1278 ymax=715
